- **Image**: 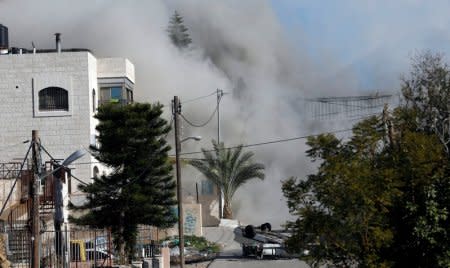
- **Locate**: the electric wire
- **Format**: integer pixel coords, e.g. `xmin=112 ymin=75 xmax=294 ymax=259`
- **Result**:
xmin=180 ymin=100 xmax=219 ymax=127
xmin=0 ymin=142 xmax=33 ymax=216
xmin=71 ymin=129 xmax=354 ymax=160
xmin=178 ymin=89 xmax=225 ymax=127
xmin=181 ymin=91 xmax=217 ymax=105
xmin=180 ymin=110 xmax=217 ymax=127
xmin=69 ymin=173 xmax=88 ymax=186
xmin=39 ymin=144 xmax=59 ymax=163
xmin=173 ymin=128 xmax=353 ymax=156
xmin=40 ymin=144 xmax=90 ymax=186
xmin=23 ymin=128 xmax=352 ymax=191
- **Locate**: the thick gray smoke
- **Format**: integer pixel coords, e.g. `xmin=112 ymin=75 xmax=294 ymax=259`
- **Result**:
xmin=1 ymin=0 xmax=364 ymax=227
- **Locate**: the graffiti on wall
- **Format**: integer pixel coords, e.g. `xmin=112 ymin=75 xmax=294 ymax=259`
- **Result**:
xmin=184 ymin=209 xmax=197 ymax=235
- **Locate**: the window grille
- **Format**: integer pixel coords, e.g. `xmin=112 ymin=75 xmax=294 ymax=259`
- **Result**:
xmin=201 ymin=180 xmax=214 ymax=195
xmin=38 ymin=87 xmax=69 ymax=111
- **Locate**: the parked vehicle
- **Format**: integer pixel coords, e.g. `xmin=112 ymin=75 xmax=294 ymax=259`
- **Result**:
xmin=240 ymin=222 xmax=291 ymax=260
xmin=242 ymin=243 xmax=283 ymax=259
xmin=70 ymin=238 xmax=113 ymax=267
xmin=85 ymin=248 xmax=114 ymax=261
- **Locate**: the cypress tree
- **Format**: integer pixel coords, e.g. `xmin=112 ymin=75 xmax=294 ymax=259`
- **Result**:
xmin=70 ymin=103 xmax=177 ymax=263
xmin=167 ymin=11 xmax=192 ymax=49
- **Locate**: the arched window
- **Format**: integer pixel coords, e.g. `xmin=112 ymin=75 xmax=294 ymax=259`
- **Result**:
xmin=38 ymin=87 xmax=68 ymax=111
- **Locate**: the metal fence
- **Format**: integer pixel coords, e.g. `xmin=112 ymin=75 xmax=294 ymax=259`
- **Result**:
xmin=4 ymin=226 xmax=113 ymax=268
xmin=4 ymin=225 xmax=163 ymax=268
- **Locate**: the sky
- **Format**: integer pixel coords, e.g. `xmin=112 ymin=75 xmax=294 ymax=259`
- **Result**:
xmin=271 ymin=0 xmax=450 ymax=90
xmin=1 ymin=0 xmax=450 ymax=228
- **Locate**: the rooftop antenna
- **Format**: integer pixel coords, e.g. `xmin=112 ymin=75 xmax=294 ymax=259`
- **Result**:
xmin=55 ymin=33 xmax=61 ymax=53
xmin=31 ymin=41 xmax=36 ymax=54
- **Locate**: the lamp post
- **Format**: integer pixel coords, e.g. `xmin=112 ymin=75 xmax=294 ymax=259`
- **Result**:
xmin=181 ymin=136 xmax=202 ymax=143
xmin=175 ymin=135 xmax=200 ymax=267
xmin=173 ymin=95 xmax=202 ymax=268
xmin=54 ymin=149 xmax=86 ymax=268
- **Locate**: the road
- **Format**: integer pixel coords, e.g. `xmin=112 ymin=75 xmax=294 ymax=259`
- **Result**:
xmin=202 ymin=226 xmax=309 ymax=268
xmin=209 ymin=258 xmax=307 ymax=268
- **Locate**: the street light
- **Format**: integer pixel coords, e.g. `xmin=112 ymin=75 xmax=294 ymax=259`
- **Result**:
xmin=52 ymin=149 xmax=86 ymax=268
xmin=175 ymin=135 xmax=201 ymax=267
xmin=31 ymin=143 xmax=86 ymax=268
xmin=61 ymin=149 xmax=86 ymax=166
xmin=38 ymin=149 xmax=87 ymax=180
xmin=181 ymin=136 xmax=202 ymax=143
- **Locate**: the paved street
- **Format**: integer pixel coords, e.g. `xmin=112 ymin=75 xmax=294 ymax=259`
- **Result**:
xmin=209 ymin=259 xmax=307 ymax=268
xmin=201 ymin=227 xmax=309 ymax=268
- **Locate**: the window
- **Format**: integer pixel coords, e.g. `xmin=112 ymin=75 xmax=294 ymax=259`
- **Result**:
xmin=126 ymin=88 xmax=133 ymax=103
xmin=92 ymin=89 xmax=96 ymax=111
xmin=98 ymin=77 xmax=134 ymax=106
xmin=38 ymin=87 xmax=69 ymax=111
xmin=99 ymin=85 xmax=133 ymax=105
xmin=201 ymin=180 xmax=214 ymax=195
xmin=100 ymin=86 xmax=122 ymax=104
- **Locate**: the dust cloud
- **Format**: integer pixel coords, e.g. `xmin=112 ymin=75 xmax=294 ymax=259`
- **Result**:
xmin=0 ymin=0 xmax=370 ymax=228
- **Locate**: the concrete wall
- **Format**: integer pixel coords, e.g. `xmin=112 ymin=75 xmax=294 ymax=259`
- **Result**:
xmin=97 ymin=58 xmax=135 ymax=83
xmin=164 ymin=203 xmax=203 ymax=237
xmin=0 ymin=52 xmax=135 ymax=201
xmin=198 ymin=195 xmax=220 ymax=227
xmin=0 ymin=52 xmax=94 ymax=189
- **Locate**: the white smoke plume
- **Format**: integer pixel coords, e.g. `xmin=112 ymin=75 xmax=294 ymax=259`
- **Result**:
xmin=1 ymin=0 xmax=373 ymax=227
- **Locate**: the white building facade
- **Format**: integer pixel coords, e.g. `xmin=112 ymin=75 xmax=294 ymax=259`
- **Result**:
xmin=0 ymin=50 xmax=135 ymax=193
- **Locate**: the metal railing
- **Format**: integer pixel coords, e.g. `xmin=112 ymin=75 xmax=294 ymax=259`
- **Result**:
xmin=98 ymin=99 xmax=133 ymax=106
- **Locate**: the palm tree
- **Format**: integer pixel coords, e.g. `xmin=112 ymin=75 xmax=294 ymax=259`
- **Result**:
xmin=190 ymin=140 xmax=265 ymax=219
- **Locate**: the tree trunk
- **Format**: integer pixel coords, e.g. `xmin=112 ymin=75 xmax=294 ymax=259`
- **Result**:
xmin=223 ymin=201 xmax=233 ymax=219
xmin=118 ymin=211 xmax=127 ymax=264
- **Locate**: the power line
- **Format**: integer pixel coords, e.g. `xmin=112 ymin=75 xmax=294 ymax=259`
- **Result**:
xmin=180 ymin=102 xmax=218 ymax=127
xmin=0 ymin=142 xmax=33 ymax=217
xmin=70 ymin=161 xmax=101 ymax=166
xmin=63 ymin=128 xmax=353 ymax=162
xmin=39 ymin=144 xmax=90 ymax=186
xmin=180 ymin=111 xmax=217 ymax=128
xmin=173 ymin=128 xmax=353 ymax=156
xmin=69 ymin=173 xmax=88 ymax=186
xmin=181 ymin=91 xmax=217 ymax=105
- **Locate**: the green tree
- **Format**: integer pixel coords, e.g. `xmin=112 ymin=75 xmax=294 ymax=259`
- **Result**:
xmin=282 ymin=52 xmax=450 ymax=267
xmin=390 ymin=52 xmax=450 ymax=267
xmin=167 ymin=11 xmax=192 ymax=49
xmin=283 ymin=118 xmax=398 ymax=267
xmin=190 ymin=140 xmax=265 ymax=219
xmin=70 ymin=103 xmax=177 ymax=263
xmin=401 ymin=51 xmax=450 ymax=153
xmin=283 ymin=113 xmax=449 ymax=267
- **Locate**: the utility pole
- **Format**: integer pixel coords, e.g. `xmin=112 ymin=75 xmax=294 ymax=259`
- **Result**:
xmin=173 ymin=96 xmax=185 ymax=268
xmin=216 ymin=89 xmax=224 ymax=219
xmin=31 ymin=130 xmax=42 ymax=268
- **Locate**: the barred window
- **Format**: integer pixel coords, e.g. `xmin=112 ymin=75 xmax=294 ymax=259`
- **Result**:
xmin=201 ymin=180 xmax=214 ymax=195
xmin=39 ymin=87 xmax=69 ymax=111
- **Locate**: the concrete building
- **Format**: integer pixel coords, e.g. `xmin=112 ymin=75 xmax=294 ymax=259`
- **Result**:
xmin=0 ymin=25 xmax=135 ymax=204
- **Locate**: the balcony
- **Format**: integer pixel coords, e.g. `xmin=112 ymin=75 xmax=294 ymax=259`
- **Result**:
xmin=98 ymin=98 xmax=133 ymax=106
